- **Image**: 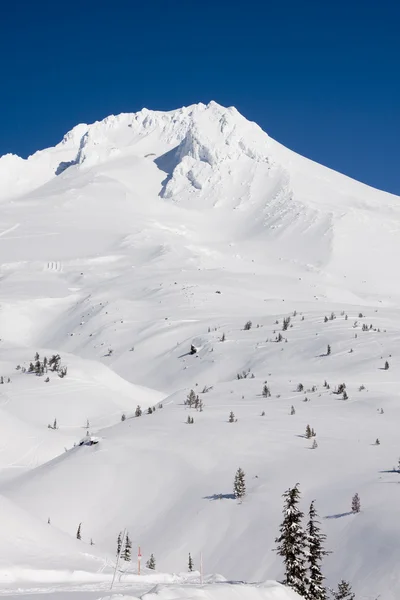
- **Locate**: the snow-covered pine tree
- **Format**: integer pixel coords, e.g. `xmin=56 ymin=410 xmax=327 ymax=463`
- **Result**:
xmin=146 ymin=553 xmax=156 ymax=569
xmin=135 ymin=405 xmax=142 ymax=417
xmin=332 ymin=580 xmax=355 ymax=600
xmin=262 ymin=384 xmax=271 ymax=398
xmin=117 ymin=532 xmax=122 ymax=556
xmin=275 ymin=483 xmax=308 ymax=597
xmin=233 ymin=467 xmax=246 ymax=500
xmin=122 ymin=534 xmax=132 ymax=561
xmin=229 ymin=411 xmax=235 ymax=423
xmin=351 ymin=493 xmax=361 ymax=513
xmin=305 ymin=424 xmax=312 ymax=439
xmin=306 ymin=500 xmax=330 ymax=600
xmin=290 ymin=405 xmax=296 ymax=415
xmin=76 ymin=523 xmax=82 ymax=540
xmin=186 ymin=389 xmax=196 ymax=407
xmin=188 ymin=552 xmax=194 ymax=572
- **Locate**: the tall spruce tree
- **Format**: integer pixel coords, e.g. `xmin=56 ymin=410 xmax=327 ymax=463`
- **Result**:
xmin=306 ymin=500 xmax=329 ymax=600
xmin=233 ymin=467 xmax=246 ymax=500
xmin=333 ymin=580 xmax=355 ymax=600
xmin=117 ymin=531 xmax=123 ymax=556
xmin=146 ymin=553 xmax=156 ymax=569
xmin=188 ymin=552 xmax=194 ymax=572
xmin=122 ymin=534 xmax=132 ymax=561
xmin=275 ymin=483 xmax=308 ymax=597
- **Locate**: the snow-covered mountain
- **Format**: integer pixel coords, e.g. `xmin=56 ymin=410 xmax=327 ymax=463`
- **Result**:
xmin=0 ymin=101 xmax=399 ymax=600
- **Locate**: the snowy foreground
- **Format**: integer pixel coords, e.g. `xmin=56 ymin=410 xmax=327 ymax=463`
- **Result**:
xmin=1 ymin=102 xmax=400 ymax=599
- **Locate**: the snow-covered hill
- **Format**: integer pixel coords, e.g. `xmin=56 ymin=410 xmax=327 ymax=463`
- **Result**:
xmin=0 ymin=101 xmax=399 ymax=599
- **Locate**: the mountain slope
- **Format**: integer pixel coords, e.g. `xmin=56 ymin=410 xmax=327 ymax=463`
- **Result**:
xmin=0 ymin=102 xmax=399 ymax=599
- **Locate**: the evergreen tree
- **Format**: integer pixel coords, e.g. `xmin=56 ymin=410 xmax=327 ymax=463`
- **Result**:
xmin=311 ymin=439 xmax=318 ymax=449
xmin=262 ymin=384 xmax=271 ymax=398
xmin=147 ymin=406 xmax=153 ymax=414
xmin=275 ymin=483 xmax=308 ymax=597
xmin=146 ymin=553 xmax=156 ymax=569
xmin=305 ymin=424 xmax=312 ymax=439
xmin=351 ymin=493 xmax=361 ymax=513
xmin=306 ymin=500 xmax=329 ymax=600
xmin=122 ymin=534 xmax=132 ymax=561
xmin=221 ymin=333 xmax=226 ymax=342
xmin=188 ymin=552 xmax=194 ymax=572
xmin=332 ymin=580 xmax=355 ymax=600
xmin=229 ymin=411 xmax=235 ymax=423
xmin=76 ymin=523 xmax=82 ymax=540
xmin=326 ymin=345 xmax=331 ymax=356
xmin=290 ymin=405 xmax=296 ymax=415
xmin=135 ymin=405 xmax=142 ymax=417
xmin=186 ymin=389 xmax=196 ymax=407
xmin=297 ymin=383 xmax=304 ymax=392
xmin=233 ymin=467 xmax=246 ymax=500
xmin=121 ymin=413 xmax=126 ymax=421
xmin=117 ymin=531 xmax=122 ymax=556
xmin=384 ymin=360 xmax=389 ymax=370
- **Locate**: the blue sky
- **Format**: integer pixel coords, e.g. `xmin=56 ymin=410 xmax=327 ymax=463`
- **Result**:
xmin=1 ymin=0 xmax=399 ymax=194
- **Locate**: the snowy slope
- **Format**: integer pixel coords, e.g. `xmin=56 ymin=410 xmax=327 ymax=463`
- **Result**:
xmin=0 ymin=101 xmax=400 ymax=599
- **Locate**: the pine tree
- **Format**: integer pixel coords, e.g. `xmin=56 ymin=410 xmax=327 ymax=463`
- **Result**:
xmin=188 ymin=552 xmax=194 ymax=572
xmin=351 ymin=493 xmax=361 ymax=513
xmin=326 ymin=344 xmax=331 ymax=356
xmin=221 ymin=333 xmax=226 ymax=342
xmin=146 ymin=553 xmax=156 ymax=569
xmin=147 ymin=406 xmax=153 ymax=414
xmin=117 ymin=531 xmax=123 ymax=556
xmin=333 ymin=580 xmax=355 ymax=600
xmin=53 ymin=418 xmax=57 ymax=430
xmin=229 ymin=411 xmax=235 ymax=423
xmin=275 ymin=483 xmax=308 ymax=597
xmin=122 ymin=534 xmax=132 ymax=561
xmin=290 ymin=405 xmax=296 ymax=415
xmin=76 ymin=523 xmax=82 ymax=540
xmin=306 ymin=500 xmax=329 ymax=600
xmin=186 ymin=389 xmax=196 ymax=407
xmin=305 ymin=424 xmax=312 ymax=439
xmin=297 ymin=383 xmax=304 ymax=392
xmin=262 ymin=384 xmax=271 ymax=398
xmin=233 ymin=467 xmax=246 ymax=500
xmin=384 ymin=360 xmax=389 ymax=370
xmin=311 ymin=439 xmax=318 ymax=449
xmin=135 ymin=405 xmax=142 ymax=417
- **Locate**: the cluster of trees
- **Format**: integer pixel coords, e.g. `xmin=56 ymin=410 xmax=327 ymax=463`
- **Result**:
xmin=18 ymin=353 xmax=67 ymax=378
xmin=185 ymin=390 xmax=204 ymax=411
xmin=0 ymin=376 xmax=11 ymax=384
xmin=276 ymin=484 xmax=355 ymax=600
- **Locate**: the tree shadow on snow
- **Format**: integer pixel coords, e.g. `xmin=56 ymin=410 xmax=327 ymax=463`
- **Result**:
xmin=324 ymin=511 xmax=353 ymax=520
xmin=204 ymin=493 xmax=236 ymax=501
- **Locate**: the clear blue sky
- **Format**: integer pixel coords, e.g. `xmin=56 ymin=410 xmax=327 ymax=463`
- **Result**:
xmin=1 ymin=0 xmax=399 ymax=194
